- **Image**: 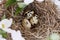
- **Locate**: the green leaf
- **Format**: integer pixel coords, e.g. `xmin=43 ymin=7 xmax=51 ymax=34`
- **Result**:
xmin=17 ymin=3 xmax=27 ymax=8
xmin=48 ymin=37 xmax=51 ymax=40
xmin=5 ymin=0 xmax=16 ymax=7
xmin=1 ymin=14 xmax=6 ymax=20
xmin=15 ymin=7 xmax=23 ymax=16
xmin=15 ymin=3 xmax=27 ymax=16
xmin=0 ymin=30 xmax=6 ymax=34
xmin=2 ymin=33 xmax=8 ymax=38
xmin=0 ymin=29 xmax=8 ymax=38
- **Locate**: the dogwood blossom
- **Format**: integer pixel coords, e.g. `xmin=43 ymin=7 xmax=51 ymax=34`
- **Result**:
xmin=52 ymin=0 xmax=60 ymax=10
xmin=24 ymin=0 xmax=44 ymax=5
xmin=0 ymin=0 xmax=3 ymax=4
xmin=0 ymin=35 xmax=6 ymax=40
xmin=0 ymin=18 xmax=13 ymax=33
xmin=0 ymin=18 xmax=25 ymax=40
xmin=50 ymin=33 xmax=60 ymax=40
xmin=52 ymin=0 xmax=60 ymax=6
xmin=36 ymin=0 xmax=44 ymax=2
xmin=11 ymin=30 xmax=25 ymax=40
xmin=24 ymin=0 xmax=34 ymax=5
xmin=52 ymin=0 xmax=60 ymax=19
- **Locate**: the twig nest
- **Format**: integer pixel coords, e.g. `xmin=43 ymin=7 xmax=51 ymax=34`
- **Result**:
xmin=26 ymin=11 xmax=34 ymax=19
xmin=30 ymin=15 xmax=38 ymax=25
xmin=22 ymin=19 xmax=31 ymax=29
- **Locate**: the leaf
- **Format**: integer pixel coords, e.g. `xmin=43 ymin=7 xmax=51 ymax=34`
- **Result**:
xmin=1 ymin=14 xmax=6 ymax=20
xmin=15 ymin=3 xmax=27 ymax=16
xmin=5 ymin=0 xmax=16 ymax=7
xmin=2 ymin=33 xmax=8 ymax=38
xmin=0 ymin=29 xmax=8 ymax=38
xmin=0 ymin=30 xmax=6 ymax=34
xmin=48 ymin=37 xmax=51 ymax=40
xmin=17 ymin=2 xmax=27 ymax=8
xmin=15 ymin=7 xmax=23 ymax=16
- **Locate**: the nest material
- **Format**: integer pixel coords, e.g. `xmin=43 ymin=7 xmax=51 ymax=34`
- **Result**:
xmin=20 ymin=1 xmax=60 ymax=40
xmin=0 ymin=0 xmax=60 ymax=40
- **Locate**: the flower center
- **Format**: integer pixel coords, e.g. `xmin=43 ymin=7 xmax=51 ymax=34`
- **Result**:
xmin=2 ymin=24 xmax=5 ymax=28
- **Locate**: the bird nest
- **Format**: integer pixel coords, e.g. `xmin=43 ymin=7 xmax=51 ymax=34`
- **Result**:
xmin=0 ymin=0 xmax=60 ymax=40
xmin=19 ymin=1 xmax=60 ymax=40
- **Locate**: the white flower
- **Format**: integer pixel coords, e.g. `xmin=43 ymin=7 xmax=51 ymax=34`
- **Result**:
xmin=5 ymin=29 xmax=25 ymax=40
xmin=17 ymin=0 xmax=34 ymax=8
xmin=0 ymin=0 xmax=3 ymax=4
xmin=0 ymin=18 xmax=25 ymax=40
xmin=11 ymin=30 xmax=25 ymax=40
xmin=52 ymin=0 xmax=60 ymax=19
xmin=0 ymin=18 xmax=13 ymax=32
xmin=52 ymin=0 xmax=60 ymax=6
xmin=50 ymin=33 xmax=60 ymax=40
xmin=24 ymin=0 xmax=34 ymax=5
xmin=52 ymin=0 xmax=60 ymax=10
xmin=0 ymin=35 xmax=6 ymax=40
xmin=36 ymin=0 xmax=44 ymax=2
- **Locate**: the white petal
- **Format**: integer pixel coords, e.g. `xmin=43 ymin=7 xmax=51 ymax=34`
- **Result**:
xmin=36 ymin=0 xmax=44 ymax=2
xmin=0 ymin=35 xmax=2 ymax=38
xmin=17 ymin=30 xmax=22 ymax=36
xmin=52 ymin=0 xmax=60 ymax=6
xmin=0 ymin=35 xmax=6 ymax=40
xmin=11 ymin=30 xmax=25 ymax=40
xmin=16 ymin=31 xmax=25 ymax=40
xmin=0 ymin=0 xmax=3 ymax=4
xmin=0 ymin=18 xmax=13 ymax=28
xmin=9 ymin=18 xmax=13 ymax=24
xmin=0 ymin=24 xmax=2 ymax=29
xmin=24 ymin=0 xmax=34 ymax=5
xmin=3 ymin=28 xmax=14 ymax=33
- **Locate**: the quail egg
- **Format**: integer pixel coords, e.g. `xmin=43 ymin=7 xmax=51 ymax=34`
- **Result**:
xmin=22 ymin=19 xmax=31 ymax=29
xmin=26 ymin=11 xmax=34 ymax=19
xmin=30 ymin=15 xmax=38 ymax=25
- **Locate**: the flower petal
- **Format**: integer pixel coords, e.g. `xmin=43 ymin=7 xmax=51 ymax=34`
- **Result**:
xmin=0 ymin=0 xmax=3 ymax=4
xmin=3 ymin=28 xmax=14 ymax=33
xmin=52 ymin=0 xmax=60 ymax=6
xmin=36 ymin=0 xmax=44 ymax=2
xmin=9 ymin=18 xmax=13 ymax=25
xmin=11 ymin=30 xmax=25 ymax=40
xmin=0 ymin=35 xmax=2 ymax=38
xmin=0 ymin=24 xmax=2 ymax=29
xmin=0 ymin=35 xmax=6 ymax=40
xmin=24 ymin=0 xmax=34 ymax=5
xmin=0 ymin=18 xmax=13 ymax=28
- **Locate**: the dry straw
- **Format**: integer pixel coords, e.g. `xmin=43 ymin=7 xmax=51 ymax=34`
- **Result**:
xmin=20 ymin=0 xmax=60 ymax=40
xmin=1 ymin=0 xmax=60 ymax=40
